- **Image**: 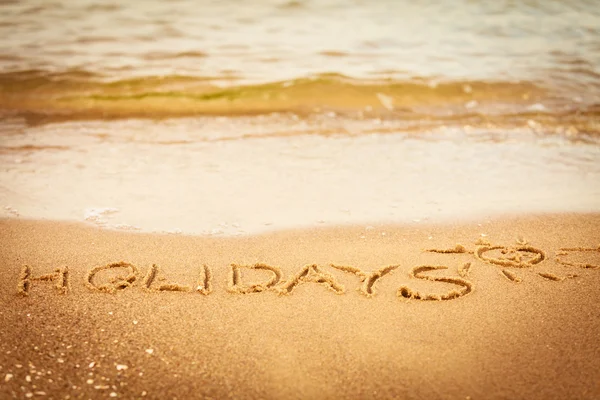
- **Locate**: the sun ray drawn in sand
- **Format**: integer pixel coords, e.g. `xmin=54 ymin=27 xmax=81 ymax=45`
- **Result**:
xmin=425 ymin=244 xmax=472 ymax=254
xmin=555 ymin=246 xmax=600 ymax=270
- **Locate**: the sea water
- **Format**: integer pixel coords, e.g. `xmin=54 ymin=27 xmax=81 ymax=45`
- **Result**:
xmin=1 ymin=0 xmax=599 ymax=234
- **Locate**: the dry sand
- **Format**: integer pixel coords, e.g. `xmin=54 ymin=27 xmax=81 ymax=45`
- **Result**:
xmin=1 ymin=214 xmax=599 ymax=399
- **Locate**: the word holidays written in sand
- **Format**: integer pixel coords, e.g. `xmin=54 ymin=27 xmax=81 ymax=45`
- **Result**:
xmin=15 ymin=239 xmax=600 ymax=301
xmin=16 ymin=261 xmax=472 ymax=301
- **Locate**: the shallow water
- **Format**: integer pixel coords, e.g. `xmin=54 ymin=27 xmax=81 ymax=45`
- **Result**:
xmin=1 ymin=0 xmax=600 ymax=122
xmin=2 ymin=0 xmax=600 ymax=86
xmin=1 ymin=116 xmax=599 ymax=234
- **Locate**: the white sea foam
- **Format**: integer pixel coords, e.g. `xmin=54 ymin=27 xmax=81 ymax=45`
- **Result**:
xmin=112 ymin=223 xmax=140 ymax=231
xmin=4 ymin=205 xmax=20 ymax=217
xmin=84 ymin=208 xmax=119 ymax=225
xmin=527 ymin=103 xmax=548 ymax=112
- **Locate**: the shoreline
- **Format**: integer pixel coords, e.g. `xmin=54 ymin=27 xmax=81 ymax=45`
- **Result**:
xmin=3 ymin=114 xmax=599 ymax=238
xmin=2 ymin=209 xmax=600 ymax=238
xmin=1 ymin=214 xmax=599 ymax=399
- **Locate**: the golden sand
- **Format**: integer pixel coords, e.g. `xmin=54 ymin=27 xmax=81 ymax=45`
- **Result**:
xmin=1 ymin=214 xmax=600 ymax=399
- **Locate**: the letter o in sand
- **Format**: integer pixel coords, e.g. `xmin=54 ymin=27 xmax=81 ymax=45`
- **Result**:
xmin=85 ymin=262 xmax=140 ymax=293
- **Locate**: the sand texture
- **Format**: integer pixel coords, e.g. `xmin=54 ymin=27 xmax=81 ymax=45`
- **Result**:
xmin=1 ymin=214 xmax=599 ymax=399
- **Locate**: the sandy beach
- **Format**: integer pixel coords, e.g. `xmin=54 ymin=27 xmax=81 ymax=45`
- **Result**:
xmin=1 ymin=214 xmax=599 ymax=399
xmin=2 ymin=1 xmax=600 ymax=399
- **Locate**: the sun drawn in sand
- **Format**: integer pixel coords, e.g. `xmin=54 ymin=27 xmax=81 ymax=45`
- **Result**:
xmin=474 ymin=238 xmax=552 ymax=283
xmin=426 ymin=237 xmax=598 ymax=283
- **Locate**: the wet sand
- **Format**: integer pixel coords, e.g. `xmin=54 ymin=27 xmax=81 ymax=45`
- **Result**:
xmin=1 ymin=214 xmax=599 ymax=399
